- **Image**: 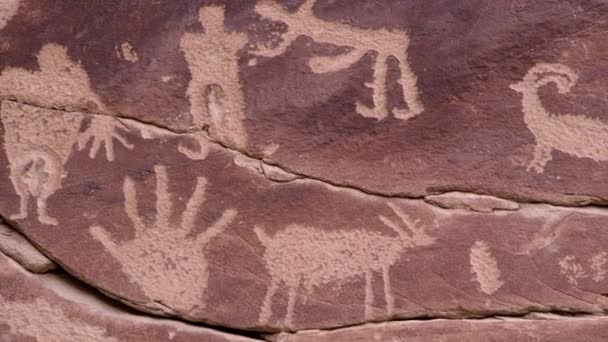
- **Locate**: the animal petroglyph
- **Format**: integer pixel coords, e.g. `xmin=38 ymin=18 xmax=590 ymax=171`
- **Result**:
xmin=510 ymin=63 xmax=608 ymax=173
xmin=1 ymin=102 xmax=133 ymax=225
xmin=253 ymin=0 xmax=424 ymax=121
xmin=559 ymin=252 xmax=607 ymax=286
xmin=0 ymin=296 xmax=118 ymax=342
xmin=254 ymin=203 xmax=435 ymax=328
xmin=0 ymin=0 xmax=20 ymax=31
xmin=0 ymin=43 xmax=106 ymax=113
xmin=90 ymin=165 xmax=237 ymax=314
xmin=469 ymin=240 xmax=504 ymax=295
xmin=180 ymin=5 xmax=248 ymax=149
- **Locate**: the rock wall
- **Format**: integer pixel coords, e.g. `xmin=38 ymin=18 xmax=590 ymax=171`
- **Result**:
xmin=1 ymin=1 xmax=607 ymax=340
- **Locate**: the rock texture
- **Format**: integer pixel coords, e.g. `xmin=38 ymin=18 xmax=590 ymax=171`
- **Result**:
xmin=1 ymin=0 xmax=608 ymax=339
xmin=273 ymin=317 xmax=608 ymax=342
xmin=0 ymin=220 xmax=55 ymax=273
xmin=0 ymin=251 xmax=259 ymax=341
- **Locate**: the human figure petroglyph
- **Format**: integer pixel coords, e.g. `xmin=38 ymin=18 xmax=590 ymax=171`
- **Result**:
xmin=254 ymin=203 xmax=435 ymax=328
xmin=510 ymin=63 xmax=608 ymax=173
xmin=89 ymin=165 xmax=237 ymax=314
xmin=0 ymin=296 xmax=118 ymax=342
xmin=0 ymin=44 xmax=106 ymax=112
xmin=180 ymin=5 xmax=248 ymax=149
xmin=1 ymin=102 xmax=133 ymax=225
xmin=252 ymin=0 xmax=424 ymax=121
xmin=469 ymin=240 xmax=504 ymax=295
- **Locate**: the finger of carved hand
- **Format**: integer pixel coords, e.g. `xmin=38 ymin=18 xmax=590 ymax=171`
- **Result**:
xmin=198 ymin=208 xmax=237 ymax=245
xmin=89 ymin=137 xmax=102 ymax=159
xmin=77 ymin=132 xmax=93 ymax=151
xmin=104 ymin=136 xmax=115 ymax=161
xmin=123 ymin=177 xmax=145 ymax=233
xmin=113 ymin=131 xmax=134 ymax=150
xmin=153 ymin=165 xmax=171 ymax=228
xmin=90 ymin=225 xmax=120 ymax=253
xmin=181 ymin=177 xmax=208 ymax=232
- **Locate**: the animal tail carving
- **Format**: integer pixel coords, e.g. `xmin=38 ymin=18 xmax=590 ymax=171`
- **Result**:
xmin=254 ymin=225 xmax=272 ymax=247
xmin=510 ymin=63 xmax=579 ymax=94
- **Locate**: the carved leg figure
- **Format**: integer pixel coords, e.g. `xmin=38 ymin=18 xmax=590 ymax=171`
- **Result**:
xmin=392 ymin=51 xmax=424 ymax=121
xmin=364 ymin=269 xmax=374 ymax=320
xmin=382 ymin=265 xmax=394 ymax=316
xmin=284 ymin=277 xmax=300 ymax=329
xmin=259 ymin=280 xmax=279 ymax=325
xmin=356 ymin=53 xmax=389 ymax=120
xmin=527 ymin=143 xmax=553 ymax=173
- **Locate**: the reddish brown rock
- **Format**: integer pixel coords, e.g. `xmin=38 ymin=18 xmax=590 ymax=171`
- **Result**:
xmin=273 ymin=317 xmax=608 ymax=342
xmin=1 ymin=0 xmax=608 ymax=337
xmin=1 ymin=100 xmax=608 ymax=332
xmin=0 ymin=251 xmax=259 ymax=341
xmin=0 ymin=222 xmax=55 ymax=273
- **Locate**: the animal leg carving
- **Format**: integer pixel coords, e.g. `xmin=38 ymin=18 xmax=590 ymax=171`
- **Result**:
xmin=383 ymin=265 xmax=394 ymax=317
xmin=528 ymin=144 xmax=553 ymax=173
xmin=364 ymin=269 xmax=374 ymax=320
xmin=259 ymin=280 xmax=278 ymax=325
xmin=393 ymin=52 xmax=424 ymax=121
xmin=284 ymin=280 xmax=299 ymax=330
xmin=356 ymin=53 xmax=389 ymax=120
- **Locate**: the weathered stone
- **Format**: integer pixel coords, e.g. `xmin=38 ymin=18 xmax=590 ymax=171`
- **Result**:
xmin=1 ymin=0 xmax=608 ymax=337
xmin=0 ymin=251 xmax=258 ymax=341
xmin=0 ymin=223 xmax=55 ymax=273
xmin=1 ymin=100 xmax=608 ymax=332
xmin=272 ymin=317 xmax=608 ymax=342
xmin=1 ymin=0 xmax=607 ymax=204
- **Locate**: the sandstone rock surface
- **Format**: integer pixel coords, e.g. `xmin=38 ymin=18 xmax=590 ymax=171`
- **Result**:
xmin=1 ymin=0 xmax=608 ymax=339
xmin=0 ymin=251 xmax=259 ymax=341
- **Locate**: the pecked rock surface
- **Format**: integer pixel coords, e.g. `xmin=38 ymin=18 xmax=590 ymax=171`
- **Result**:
xmin=0 ymin=251 xmax=259 ymax=341
xmin=273 ymin=316 xmax=608 ymax=342
xmin=1 ymin=0 xmax=608 ymax=337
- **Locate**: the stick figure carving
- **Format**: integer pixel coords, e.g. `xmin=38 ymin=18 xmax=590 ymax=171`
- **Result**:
xmin=180 ymin=5 xmax=249 ymax=149
xmin=89 ymin=165 xmax=236 ymax=314
xmin=253 ymin=203 xmax=435 ymax=328
xmin=252 ymin=0 xmax=424 ymax=121
xmin=1 ymin=102 xmax=133 ymax=225
xmin=510 ymin=63 xmax=608 ymax=173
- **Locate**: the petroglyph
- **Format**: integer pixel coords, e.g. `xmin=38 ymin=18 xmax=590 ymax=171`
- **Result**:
xmin=559 ymin=253 xmax=607 ymax=286
xmin=0 ymin=43 xmax=106 ymax=112
xmin=89 ymin=165 xmax=237 ymax=314
xmin=510 ymin=63 xmax=608 ymax=173
xmin=1 ymin=101 xmax=82 ymax=225
xmin=1 ymin=102 xmax=134 ymax=225
xmin=0 ymin=0 xmax=20 ymax=31
xmin=254 ymin=203 xmax=435 ymax=328
xmin=117 ymin=42 xmax=139 ymax=63
xmin=0 ymin=296 xmax=118 ymax=342
xmin=253 ymin=0 xmax=424 ymax=121
xmin=469 ymin=241 xmax=504 ymax=295
xmin=180 ymin=5 xmax=248 ymax=149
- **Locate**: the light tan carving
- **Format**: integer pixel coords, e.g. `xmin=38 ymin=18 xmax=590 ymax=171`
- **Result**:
xmin=469 ymin=240 xmax=504 ymax=295
xmin=559 ymin=252 xmax=607 ymax=286
xmin=0 ymin=296 xmax=118 ymax=342
xmin=0 ymin=43 xmax=106 ymax=113
xmin=0 ymin=0 xmax=20 ymax=31
xmin=253 ymin=0 xmax=424 ymax=121
xmin=89 ymin=165 xmax=237 ymax=314
xmin=117 ymin=42 xmax=139 ymax=63
xmin=1 ymin=101 xmax=82 ymax=225
xmin=180 ymin=5 xmax=248 ymax=149
xmin=1 ymin=102 xmax=134 ymax=225
xmin=510 ymin=63 xmax=608 ymax=173
xmin=254 ymin=203 xmax=435 ymax=328
xmin=77 ymin=116 xmax=134 ymax=161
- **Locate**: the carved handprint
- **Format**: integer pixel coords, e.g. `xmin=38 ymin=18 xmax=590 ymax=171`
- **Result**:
xmin=78 ymin=116 xmax=134 ymax=161
xmin=90 ymin=165 xmax=236 ymax=314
